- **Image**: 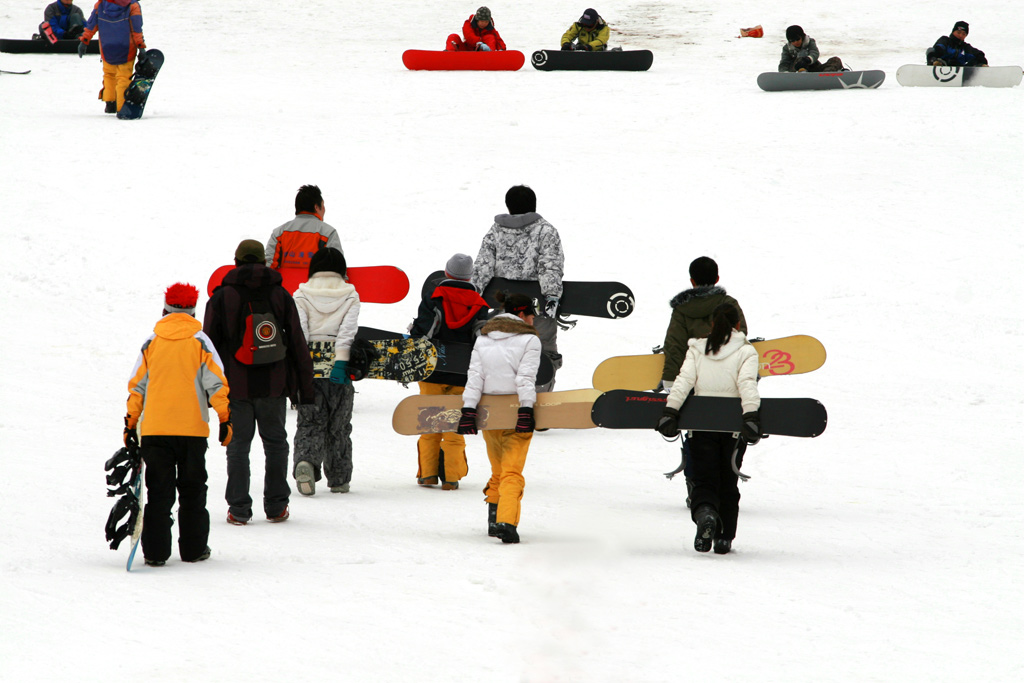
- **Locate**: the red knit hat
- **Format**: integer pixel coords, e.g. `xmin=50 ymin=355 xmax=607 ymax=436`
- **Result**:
xmin=164 ymin=283 xmax=199 ymax=315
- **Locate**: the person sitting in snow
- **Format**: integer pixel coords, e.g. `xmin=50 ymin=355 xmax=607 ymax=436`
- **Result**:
xmin=926 ymin=21 xmax=987 ymax=67
xmin=778 ymin=25 xmax=843 ymax=73
xmin=40 ymin=0 xmax=85 ymax=40
xmin=445 ymin=6 xmax=506 ymax=52
xmin=561 ymin=8 xmax=609 ymax=51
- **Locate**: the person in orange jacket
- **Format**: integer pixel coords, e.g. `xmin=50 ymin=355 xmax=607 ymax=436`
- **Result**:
xmin=124 ymin=283 xmax=232 ymax=567
xmin=446 ymin=6 xmax=507 ymax=52
xmin=77 ymin=0 xmax=145 ymax=114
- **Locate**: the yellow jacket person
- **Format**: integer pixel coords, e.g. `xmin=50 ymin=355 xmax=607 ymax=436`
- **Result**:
xmin=561 ymin=8 xmax=610 ymax=51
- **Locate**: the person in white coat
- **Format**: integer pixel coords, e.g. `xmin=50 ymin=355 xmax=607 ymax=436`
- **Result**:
xmin=657 ymin=303 xmax=761 ymax=554
xmin=457 ymin=292 xmax=542 ymax=544
xmin=291 ymin=248 xmax=361 ymax=495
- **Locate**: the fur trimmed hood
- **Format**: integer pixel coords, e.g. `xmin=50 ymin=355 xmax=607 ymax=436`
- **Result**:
xmin=481 ymin=313 xmax=539 ymax=338
xmin=669 ymin=285 xmax=729 ymax=308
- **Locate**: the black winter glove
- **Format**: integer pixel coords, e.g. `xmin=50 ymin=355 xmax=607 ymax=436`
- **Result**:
xmin=137 ymin=47 xmax=147 ymax=62
xmin=656 ymin=407 xmax=680 ymax=438
xmin=741 ymin=411 xmax=761 ymax=445
xmin=515 ymin=407 xmax=535 ymax=433
xmin=219 ymin=420 xmax=233 ymax=447
xmin=457 ymin=407 xmax=478 ymax=435
xmin=576 ymin=42 xmax=592 ymax=51
xmin=123 ymin=415 xmax=138 ymax=448
xmin=561 ymin=42 xmax=572 ymax=51
xmin=77 ymin=40 xmax=88 ymax=58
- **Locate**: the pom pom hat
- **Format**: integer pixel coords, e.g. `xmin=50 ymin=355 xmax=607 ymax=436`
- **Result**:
xmin=164 ymin=283 xmax=200 ymax=316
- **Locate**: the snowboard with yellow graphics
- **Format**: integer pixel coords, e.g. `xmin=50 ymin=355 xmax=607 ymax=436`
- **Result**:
xmin=392 ymin=389 xmax=601 ymax=435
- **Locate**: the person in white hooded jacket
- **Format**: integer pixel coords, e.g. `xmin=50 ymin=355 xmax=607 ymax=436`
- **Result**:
xmin=658 ymin=303 xmax=760 ymax=555
xmin=291 ymin=248 xmax=361 ymax=495
xmin=458 ymin=292 xmax=542 ymax=544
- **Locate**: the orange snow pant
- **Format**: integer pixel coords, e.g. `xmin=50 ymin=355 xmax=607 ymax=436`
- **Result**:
xmin=100 ymin=60 xmax=134 ymax=111
xmin=482 ymin=429 xmax=532 ymax=526
xmin=416 ymin=382 xmax=468 ymax=483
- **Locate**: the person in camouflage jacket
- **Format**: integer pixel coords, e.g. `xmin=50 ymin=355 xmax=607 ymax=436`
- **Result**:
xmin=778 ymin=25 xmax=843 ymax=73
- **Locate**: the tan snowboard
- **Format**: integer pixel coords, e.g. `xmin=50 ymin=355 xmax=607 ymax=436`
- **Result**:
xmin=592 ymin=335 xmax=826 ymax=392
xmin=391 ymin=389 xmax=601 ymax=435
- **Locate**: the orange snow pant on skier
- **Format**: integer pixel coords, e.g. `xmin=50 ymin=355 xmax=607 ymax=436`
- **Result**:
xmin=416 ymin=381 xmax=469 ymax=485
xmin=100 ymin=60 xmax=134 ymax=111
xmin=482 ymin=429 xmax=532 ymax=526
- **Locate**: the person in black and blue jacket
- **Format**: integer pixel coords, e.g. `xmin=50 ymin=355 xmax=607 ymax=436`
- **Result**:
xmin=40 ymin=0 xmax=86 ymax=40
xmin=926 ymin=21 xmax=987 ymax=67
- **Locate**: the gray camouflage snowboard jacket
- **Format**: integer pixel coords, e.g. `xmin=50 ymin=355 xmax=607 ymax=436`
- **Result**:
xmin=778 ymin=36 xmax=820 ymax=72
xmin=471 ymin=212 xmax=564 ymax=299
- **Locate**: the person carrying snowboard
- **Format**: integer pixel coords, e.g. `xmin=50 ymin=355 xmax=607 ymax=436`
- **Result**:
xmin=457 ymin=292 xmax=542 ymax=544
xmin=291 ymin=248 xmax=361 ymax=496
xmin=40 ymin=0 xmax=86 ymax=40
xmin=656 ymin=303 xmax=760 ymax=555
xmin=778 ymin=25 xmax=843 ymax=73
xmin=926 ymin=21 xmax=987 ymax=67
xmin=471 ymin=185 xmax=564 ymax=393
xmin=124 ymin=283 xmax=232 ymax=567
xmin=265 ymin=184 xmax=343 ymax=271
xmin=77 ymin=0 xmax=146 ymax=114
xmin=203 ymin=240 xmax=315 ymax=525
xmin=561 ymin=8 xmax=609 ymax=51
xmin=445 ymin=6 xmax=507 ymax=52
xmin=408 ymin=253 xmax=490 ymax=491
xmin=661 ymin=257 xmax=747 ymax=508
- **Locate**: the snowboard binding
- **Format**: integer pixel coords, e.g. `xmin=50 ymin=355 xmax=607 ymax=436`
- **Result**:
xmin=104 ymin=444 xmax=143 ymax=550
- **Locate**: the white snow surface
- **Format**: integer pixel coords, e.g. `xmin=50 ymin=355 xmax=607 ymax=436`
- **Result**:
xmin=2 ymin=1 xmax=1023 ymax=681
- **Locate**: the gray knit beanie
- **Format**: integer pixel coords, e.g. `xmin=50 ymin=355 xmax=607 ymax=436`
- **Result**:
xmin=445 ymin=253 xmax=474 ymax=281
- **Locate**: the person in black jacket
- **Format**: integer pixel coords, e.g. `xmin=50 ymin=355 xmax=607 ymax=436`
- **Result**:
xmin=408 ymin=253 xmax=490 ymax=490
xmin=203 ymin=239 xmax=314 ymax=525
xmin=926 ymin=21 xmax=987 ymax=67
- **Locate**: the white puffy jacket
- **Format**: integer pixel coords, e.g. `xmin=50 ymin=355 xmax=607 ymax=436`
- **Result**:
xmin=292 ymin=272 xmax=360 ymax=360
xmin=463 ymin=314 xmax=542 ymax=409
xmin=666 ymin=331 xmax=760 ymax=414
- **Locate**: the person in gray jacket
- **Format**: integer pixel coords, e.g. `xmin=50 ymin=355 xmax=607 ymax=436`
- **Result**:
xmin=778 ymin=25 xmax=843 ymax=72
xmin=472 ymin=185 xmax=564 ymax=392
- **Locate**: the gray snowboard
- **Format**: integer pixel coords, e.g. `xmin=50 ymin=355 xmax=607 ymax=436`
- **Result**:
xmin=895 ymin=65 xmax=1022 ymax=88
xmin=757 ymin=70 xmax=885 ymax=91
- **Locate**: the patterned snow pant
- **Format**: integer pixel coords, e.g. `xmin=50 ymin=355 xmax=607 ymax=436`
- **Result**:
xmin=482 ymin=429 xmax=532 ymax=526
xmin=140 ymin=435 xmax=209 ymax=563
xmin=687 ymin=431 xmax=742 ymax=541
xmin=225 ymin=397 xmax=290 ymax=520
xmin=294 ymin=380 xmax=354 ymax=488
xmin=534 ymin=315 xmax=562 ymax=393
xmin=416 ymin=381 xmax=468 ymax=483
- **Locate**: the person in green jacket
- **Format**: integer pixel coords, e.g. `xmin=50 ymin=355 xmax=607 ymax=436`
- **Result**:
xmin=561 ymin=8 xmax=609 ymax=51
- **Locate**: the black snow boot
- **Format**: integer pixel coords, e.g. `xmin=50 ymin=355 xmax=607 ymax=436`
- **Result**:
xmin=693 ymin=505 xmax=719 ymax=553
xmin=487 ymin=503 xmax=499 ymax=537
xmin=713 ymin=538 xmax=732 ymax=555
xmin=104 ymin=101 xmax=116 ymax=114
xmin=493 ymin=522 xmax=520 ymax=544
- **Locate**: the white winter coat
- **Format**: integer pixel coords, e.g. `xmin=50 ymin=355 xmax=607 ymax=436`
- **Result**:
xmin=292 ymin=272 xmax=360 ymax=360
xmin=666 ymin=332 xmax=760 ymax=414
xmin=463 ymin=314 xmax=542 ymax=409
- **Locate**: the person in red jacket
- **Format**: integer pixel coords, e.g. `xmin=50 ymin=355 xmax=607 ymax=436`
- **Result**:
xmin=446 ymin=6 xmax=507 ymax=52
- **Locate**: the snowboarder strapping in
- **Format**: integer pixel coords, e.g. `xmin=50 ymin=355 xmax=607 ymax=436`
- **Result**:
xmin=446 ymin=6 xmax=507 ymax=52
xmin=778 ymin=25 xmax=843 ymax=73
xmin=458 ymin=292 xmax=542 ymax=544
xmin=409 ymin=254 xmax=490 ymax=490
xmin=657 ymin=303 xmax=761 ymax=555
xmin=40 ymin=0 xmax=85 ymax=40
xmin=561 ymin=8 xmax=609 ymax=51
xmin=78 ymin=0 xmax=145 ymax=114
xmin=926 ymin=21 xmax=987 ymax=67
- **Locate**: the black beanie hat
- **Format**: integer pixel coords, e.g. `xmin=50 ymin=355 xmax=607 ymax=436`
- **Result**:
xmin=786 ymin=25 xmax=805 ymax=42
xmin=952 ymin=21 xmax=969 ymax=35
xmin=308 ymin=247 xmax=347 ymax=278
xmin=505 ymin=185 xmax=536 ymax=214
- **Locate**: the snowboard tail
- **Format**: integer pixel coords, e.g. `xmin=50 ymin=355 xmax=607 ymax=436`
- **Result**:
xmin=392 ymin=389 xmax=601 ymax=435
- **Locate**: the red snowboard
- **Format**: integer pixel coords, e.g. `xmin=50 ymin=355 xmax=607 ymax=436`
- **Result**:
xmin=402 ymin=50 xmax=525 ymax=71
xmin=206 ymin=265 xmax=410 ymax=304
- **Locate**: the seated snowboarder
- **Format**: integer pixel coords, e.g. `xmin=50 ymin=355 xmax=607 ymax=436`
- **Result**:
xmin=926 ymin=21 xmax=987 ymax=67
xmin=39 ymin=0 xmax=86 ymax=40
xmin=561 ymin=8 xmax=609 ymax=51
xmin=778 ymin=25 xmax=844 ymax=73
xmin=446 ymin=6 xmax=506 ymax=52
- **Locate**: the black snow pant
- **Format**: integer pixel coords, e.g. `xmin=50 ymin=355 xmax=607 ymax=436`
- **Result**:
xmin=533 ymin=315 xmax=563 ymax=393
xmin=225 ymin=397 xmax=290 ymax=520
xmin=294 ymin=380 xmax=354 ymax=487
xmin=140 ymin=435 xmax=210 ymax=563
xmin=687 ymin=431 xmax=742 ymax=541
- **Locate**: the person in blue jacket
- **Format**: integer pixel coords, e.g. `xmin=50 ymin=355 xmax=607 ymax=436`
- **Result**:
xmin=40 ymin=0 xmax=86 ymax=40
xmin=78 ymin=0 xmax=146 ymax=114
xmin=926 ymin=21 xmax=987 ymax=67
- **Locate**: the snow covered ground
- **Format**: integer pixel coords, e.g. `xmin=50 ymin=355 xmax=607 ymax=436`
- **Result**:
xmin=2 ymin=1 xmax=1022 ymax=681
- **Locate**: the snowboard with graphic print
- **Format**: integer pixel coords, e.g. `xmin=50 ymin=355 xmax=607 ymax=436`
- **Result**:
xmin=757 ymin=70 xmax=885 ymax=91
xmin=895 ymin=64 xmax=1022 ymax=88
xmin=392 ymin=389 xmax=601 ymax=435
xmin=117 ymin=49 xmax=164 ymax=120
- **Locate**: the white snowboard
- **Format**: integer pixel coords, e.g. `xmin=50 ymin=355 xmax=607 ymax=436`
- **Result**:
xmin=896 ymin=65 xmax=1022 ymax=88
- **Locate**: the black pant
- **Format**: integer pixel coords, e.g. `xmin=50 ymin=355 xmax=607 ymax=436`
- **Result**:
xmin=687 ymin=431 xmax=742 ymax=540
xmin=140 ymin=435 xmax=210 ymax=562
xmin=225 ymin=397 xmax=290 ymax=519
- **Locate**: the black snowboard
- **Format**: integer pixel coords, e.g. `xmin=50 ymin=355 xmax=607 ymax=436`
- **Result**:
xmin=531 ymin=49 xmax=653 ymax=71
xmin=357 ymin=326 xmax=554 ymax=385
xmin=0 ymin=38 xmax=99 ymax=54
xmin=117 ymin=49 xmax=163 ymax=120
xmin=592 ymin=390 xmax=827 ymax=437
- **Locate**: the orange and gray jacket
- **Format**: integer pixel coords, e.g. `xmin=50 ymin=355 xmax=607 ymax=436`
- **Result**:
xmin=265 ymin=213 xmax=343 ymax=270
xmin=81 ymin=0 xmax=144 ymax=65
xmin=126 ymin=314 xmax=230 ymax=438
